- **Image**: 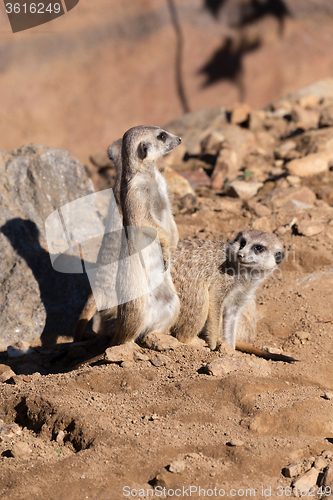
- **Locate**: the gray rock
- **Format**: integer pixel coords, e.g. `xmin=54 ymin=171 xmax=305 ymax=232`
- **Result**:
xmin=0 ymin=144 xmax=94 ymax=349
xmin=169 ymin=460 xmax=185 ymax=474
xmin=283 ymin=462 xmax=302 ymax=478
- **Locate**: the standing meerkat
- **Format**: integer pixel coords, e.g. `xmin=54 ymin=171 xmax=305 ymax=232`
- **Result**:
xmin=170 ymin=230 xmax=293 ymax=360
xmin=111 ymin=125 xmax=181 ymax=345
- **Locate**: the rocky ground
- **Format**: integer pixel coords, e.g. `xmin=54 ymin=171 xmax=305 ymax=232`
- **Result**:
xmin=1 ymin=80 xmax=333 ymax=499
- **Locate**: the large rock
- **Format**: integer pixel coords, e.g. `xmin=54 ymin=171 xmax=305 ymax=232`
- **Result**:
xmin=0 ymin=144 xmax=94 ymax=349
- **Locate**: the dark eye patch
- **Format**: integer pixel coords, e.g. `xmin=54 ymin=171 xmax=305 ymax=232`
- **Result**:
xmin=274 ymin=250 xmax=285 ymax=264
xmin=157 ymin=132 xmax=167 ymax=142
xmin=239 ymin=238 xmax=246 ymax=250
xmin=252 ymin=244 xmax=266 ymax=254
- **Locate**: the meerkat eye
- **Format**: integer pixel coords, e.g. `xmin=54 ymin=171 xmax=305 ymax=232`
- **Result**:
xmin=274 ymin=250 xmax=285 ymax=264
xmin=239 ymin=238 xmax=247 ymax=250
xmin=157 ymin=132 xmax=167 ymax=142
xmin=252 ymin=244 xmax=266 ymax=254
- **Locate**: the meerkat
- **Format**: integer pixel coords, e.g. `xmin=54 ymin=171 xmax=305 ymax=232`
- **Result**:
xmin=109 ymin=125 xmax=181 ymax=346
xmin=170 ymin=230 xmax=294 ymax=361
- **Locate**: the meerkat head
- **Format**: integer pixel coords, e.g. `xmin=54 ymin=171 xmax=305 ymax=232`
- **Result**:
xmin=122 ymin=126 xmax=181 ymax=169
xmin=228 ymin=230 xmax=285 ymax=272
xmin=107 ymin=138 xmax=123 ymax=169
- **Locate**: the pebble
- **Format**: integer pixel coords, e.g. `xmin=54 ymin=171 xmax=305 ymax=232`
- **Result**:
xmin=0 ymin=421 xmax=21 ymax=439
xmin=10 ymin=441 xmax=32 ymax=459
xmin=0 ymin=365 xmax=16 ymax=383
xmin=149 ymin=352 xmax=170 ymax=367
xmin=205 ymin=356 xmax=240 ymax=377
xmin=226 ymin=180 xmax=263 ymax=201
xmin=230 ymin=102 xmax=251 ymax=125
xmin=56 ymin=430 xmax=65 ymax=444
xmin=323 ymin=392 xmax=333 ymax=400
xmin=228 ymin=439 xmax=244 ymax=447
xmin=169 ymin=460 xmax=186 ymax=474
xmin=292 ymin=468 xmax=319 ymax=495
xmin=287 ymin=152 xmax=333 ymax=177
xmin=296 ymin=219 xmax=325 ymax=237
xmin=200 ymin=130 xmax=225 ymax=154
xmin=104 ymin=344 xmax=135 ymax=364
xmin=314 ymin=456 xmax=327 ymax=470
xmin=141 ymin=333 xmax=181 ymax=351
xmin=283 ymin=462 xmax=302 ymax=478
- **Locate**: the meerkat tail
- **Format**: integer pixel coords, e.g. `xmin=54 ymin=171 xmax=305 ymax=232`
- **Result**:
xmin=235 ymin=341 xmax=299 ymax=363
xmin=73 ymin=294 xmax=98 ymax=342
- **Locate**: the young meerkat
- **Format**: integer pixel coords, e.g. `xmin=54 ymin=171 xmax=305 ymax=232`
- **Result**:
xmin=170 ymin=230 xmax=294 ymax=361
xmin=111 ymin=125 xmax=182 ymax=345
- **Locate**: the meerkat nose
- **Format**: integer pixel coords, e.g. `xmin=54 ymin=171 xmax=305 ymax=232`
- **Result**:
xmin=238 ymin=253 xmax=244 ymax=260
xmin=178 ymin=137 xmax=182 ymax=144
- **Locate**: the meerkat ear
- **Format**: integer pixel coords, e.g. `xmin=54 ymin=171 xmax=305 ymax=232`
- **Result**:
xmin=234 ymin=232 xmax=242 ymax=242
xmin=274 ymin=250 xmax=285 ymax=264
xmin=137 ymin=141 xmax=150 ymax=161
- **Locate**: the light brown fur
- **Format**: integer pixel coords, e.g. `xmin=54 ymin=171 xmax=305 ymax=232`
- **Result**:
xmin=111 ymin=125 xmax=181 ymax=345
xmin=170 ymin=231 xmax=290 ymax=359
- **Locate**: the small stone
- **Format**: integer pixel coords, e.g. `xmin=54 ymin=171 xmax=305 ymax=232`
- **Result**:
xmin=161 ymin=165 xmax=197 ymax=203
xmin=133 ymin=351 xmax=150 ymax=362
xmin=211 ymin=148 xmax=240 ymax=189
xmin=282 ymin=462 xmax=303 ymax=478
xmin=296 ymin=220 xmax=325 ymax=237
xmin=298 ymin=94 xmax=319 ymax=108
xmin=287 ymin=152 xmax=333 ymax=177
xmin=149 ymin=352 xmax=170 ymax=367
xmin=226 ymin=180 xmax=263 ymax=200
xmin=10 ymin=442 xmax=32 ymax=459
xmin=169 ymin=460 xmax=186 ymax=474
xmin=120 ymin=360 xmax=135 ymax=369
xmin=291 ymin=105 xmax=319 ymax=130
xmin=0 ymin=365 xmax=16 ymax=383
xmin=247 ymin=200 xmax=271 ymax=217
xmin=293 ymin=468 xmax=319 ymax=494
xmin=267 ymin=347 xmax=282 ymax=355
xmin=286 ymin=175 xmax=301 ymax=186
xmin=322 ymin=451 xmax=333 ymax=459
xmin=252 ymin=216 xmax=272 ymax=233
xmin=319 ymin=105 xmax=333 ymax=128
xmin=152 ymin=470 xmax=172 ymax=488
xmin=22 ymin=377 xmax=31 ymax=383
xmin=141 ymin=333 xmax=181 ymax=351
xmin=0 ymin=422 xmax=21 ymax=439
xmin=314 ymin=456 xmax=327 ymax=470
xmin=200 ymin=130 xmax=225 ymax=154
xmin=56 ymin=430 xmax=65 ymax=444
xmin=228 ymin=439 xmax=244 ymax=447
xmin=275 ymin=140 xmax=297 ymax=159
xmin=230 ymin=102 xmax=251 ymax=124
xmin=323 ymin=392 xmax=333 ymax=400
xmin=320 ymin=465 xmax=333 ymax=487
xmin=205 ymin=356 xmax=241 ymax=376
xmin=295 ymin=331 xmax=311 ymax=341
xmin=104 ymin=344 xmax=135 ymax=364
xmin=248 ymin=110 xmax=266 ymax=131
xmin=263 ymin=186 xmax=316 ymax=210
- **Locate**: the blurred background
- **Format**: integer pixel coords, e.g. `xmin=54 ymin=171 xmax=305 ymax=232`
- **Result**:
xmin=0 ymin=0 xmax=333 ymax=165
